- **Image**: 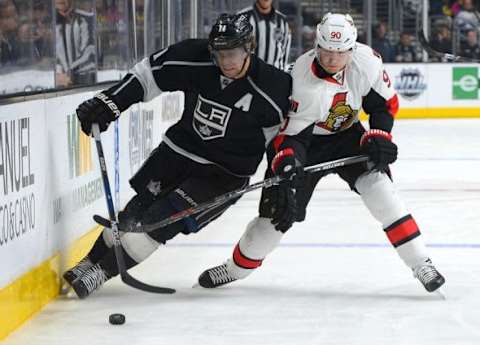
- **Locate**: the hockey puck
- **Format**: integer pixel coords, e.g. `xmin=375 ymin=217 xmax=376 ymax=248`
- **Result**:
xmin=109 ymin=313 xmax=126 ymax=325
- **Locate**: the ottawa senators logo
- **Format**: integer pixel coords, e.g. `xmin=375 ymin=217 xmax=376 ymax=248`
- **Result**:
xmin=316 ymin=92 xmax=357 ymax=132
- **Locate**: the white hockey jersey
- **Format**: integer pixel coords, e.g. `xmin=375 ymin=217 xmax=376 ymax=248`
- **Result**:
xmin=283 ymin=42 xmax=399 ymax=136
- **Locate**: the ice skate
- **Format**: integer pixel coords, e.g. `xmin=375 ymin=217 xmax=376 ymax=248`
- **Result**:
xmin=63 ymin=257 xmax=94 ymax=286
xmin=413 ymin=258 xmax=445 ymax=293
xmin=198 ymin=263 xmax=238 ymax=288
xmin=71 ymin=263 xmax=110 ymax=299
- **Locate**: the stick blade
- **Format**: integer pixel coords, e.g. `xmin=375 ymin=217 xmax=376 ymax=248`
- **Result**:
xmin=122 ymin=274 xmax=176 ymax=294
xmin=93 ymin=214 xmax=112 ymax=228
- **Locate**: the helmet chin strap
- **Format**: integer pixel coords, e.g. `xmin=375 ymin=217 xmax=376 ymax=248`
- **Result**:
xmin=232 ymin=54 xmax=250 ymax=79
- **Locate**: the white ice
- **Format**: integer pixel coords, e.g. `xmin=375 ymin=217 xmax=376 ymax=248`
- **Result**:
xmin=4 ymin=119 xmax=480 ymax=345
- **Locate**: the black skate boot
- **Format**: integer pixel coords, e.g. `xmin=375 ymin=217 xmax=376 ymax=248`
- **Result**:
xmin=413 ymin=258 xmax=445 ymax=292
xmin=198 ymin=263 xmax=237 ymax=288
xmin=71 ymin=263 xmax=110 ymax=299
xmin=63 ymin=257 xmax=94 ymax=286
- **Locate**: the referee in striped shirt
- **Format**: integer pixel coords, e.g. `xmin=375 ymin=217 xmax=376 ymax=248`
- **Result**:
xmin=238 ymin=0 xmax=291 ymax=70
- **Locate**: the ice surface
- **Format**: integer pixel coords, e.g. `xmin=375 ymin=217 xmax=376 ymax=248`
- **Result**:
xmin=4 ymin=119 xmax=480 ymax=345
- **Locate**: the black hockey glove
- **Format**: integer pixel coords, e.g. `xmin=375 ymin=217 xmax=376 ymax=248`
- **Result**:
xmin=270 ymin=148 xmax=304 ymax=232
xmin=76 ymin=92 xmax=121 ymax=135
xmin=360 ymin=129 xmax=398 ymax=171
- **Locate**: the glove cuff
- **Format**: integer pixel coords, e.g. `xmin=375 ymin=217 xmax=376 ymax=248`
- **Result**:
xmin=271 ymin=148 xmax=294 ymax=174
xmin=95 ymin=92 xmax=122 ymax=119
xmin=360 ymin=129 xmax=392 ymax=146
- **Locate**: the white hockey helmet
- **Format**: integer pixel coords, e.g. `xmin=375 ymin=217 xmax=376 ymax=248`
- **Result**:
xmin=316 ymin=13 xmax=357 ymax=51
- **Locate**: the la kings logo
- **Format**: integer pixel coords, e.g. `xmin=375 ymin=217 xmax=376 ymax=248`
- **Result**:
xmin=193 ymin=95 xmax=232 ymax=140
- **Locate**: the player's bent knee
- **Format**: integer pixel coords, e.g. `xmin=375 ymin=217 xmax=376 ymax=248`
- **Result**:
xmin=120 ymin=232 xmax=160 ymax=263
xmin=142 ymin=197 xmax=195 ymax=244
xmin=355 ymin=171 xmax=408 ymax=226
xmin=102 ymin=228 xmax=114 ymax=247
xmin=101 ymin=227 xmax=128 ymax=248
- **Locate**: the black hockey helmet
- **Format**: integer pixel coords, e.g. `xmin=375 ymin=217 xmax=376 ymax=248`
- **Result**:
xmin=208 ymin=13 xmax=254 ymax=52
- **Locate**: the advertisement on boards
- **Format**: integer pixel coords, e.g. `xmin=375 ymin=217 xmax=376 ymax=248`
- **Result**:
xmin=47 ymin=93 xmax=113 ymax=246
xmin=0 ymin=100 xmax=47 ymax=288
xmin=452 ymin=67 xmax=480 ymax=100
xmin=394 ymin=67 xmax=427 ymax=100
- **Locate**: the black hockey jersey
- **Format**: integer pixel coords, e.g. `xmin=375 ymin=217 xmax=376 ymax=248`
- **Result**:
xmin=106 ymin=39 xmax=292 ymax=177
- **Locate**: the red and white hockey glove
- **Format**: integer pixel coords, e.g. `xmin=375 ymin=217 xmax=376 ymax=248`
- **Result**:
xmin=360 ymin=129 xmax=398 ymax=171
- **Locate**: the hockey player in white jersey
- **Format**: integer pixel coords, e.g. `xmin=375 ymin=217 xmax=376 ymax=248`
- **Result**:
xmin=198 ymin=13 xmax=445 ymax=293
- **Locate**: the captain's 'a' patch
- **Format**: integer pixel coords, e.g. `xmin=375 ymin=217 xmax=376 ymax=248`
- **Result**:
xmin=234 ymin=93 xmax=253 ymax=112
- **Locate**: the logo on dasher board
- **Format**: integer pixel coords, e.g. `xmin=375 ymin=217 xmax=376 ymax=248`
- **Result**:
xmin=394 ymin=68 xmax=427 ymax=100
xmin=67 ymin=114 xmax=92 ymax=178
xmin=129 ymin=109 xmax=154 ymax=174
xmin=452 ymin=67 xmax=479 ymax=100
xmin=193 ymin=95 xmax=232 ymax=140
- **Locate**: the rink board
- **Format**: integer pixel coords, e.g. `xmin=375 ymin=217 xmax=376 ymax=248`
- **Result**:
xmin=0 ymin=62 xmax=479 ymax=340
xmin=0 ymin=90 xmax=183 ymax=340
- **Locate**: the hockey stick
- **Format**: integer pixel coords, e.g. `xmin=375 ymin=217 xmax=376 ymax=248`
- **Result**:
xmin=417 ymin=28 xmax=480 ymax=63
xmin=91 ymin=124 xmax=175 ymax=294
xmin=93 ymin=155 xmax=370 ymax=233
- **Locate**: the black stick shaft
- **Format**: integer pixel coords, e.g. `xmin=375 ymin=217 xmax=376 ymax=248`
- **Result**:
xmin=98 ymin=155 xmax=368 ymax=233
xmin=91 ymin=124 xmax=175 ymax=294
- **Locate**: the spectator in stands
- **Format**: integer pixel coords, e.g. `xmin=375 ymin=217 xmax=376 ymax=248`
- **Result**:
xmin=430 ymin=0 xmax=447 ymax=16
xmin=301 ymin=25 xmax=315 ymax=54
xmin=394 ymin=32 xmax=421 ymax=62
xmin=460 ymin=28 xmax=480 ymax=59
xmin=32 ymin=0 xmax=53 ymax=60
xmin=450 ymin=0 xmax=462 ymax=16
xmin=454 ymin=0 xmax=480 ymax=37
xmin=0 ymin=0 xmax=19 ymax=66
xmin=430 ymin=24 xmax=453 ymax=55
xmin=372 ymin=22 xmax=394 ymax=62
xmin=15 ymin=20 xmax=41 ymax=66
xmin=55 ymin=0 xmax=96 ymax=87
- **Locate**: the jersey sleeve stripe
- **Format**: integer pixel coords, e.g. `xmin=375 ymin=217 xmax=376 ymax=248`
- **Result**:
xmin=386 ymin=94 xmax=399 ymax=117
xmin=111 ymin=74 xmax=137 ymax=96
xmin=130 ymin=57 xmax=162 ymax=102
xmin=151 ymin=61 xmax=215 ymax=72
xmin=152 ymin=47 xmax=168 ymax=61
xmin=247 ymin=76 xmax=284 ymax=123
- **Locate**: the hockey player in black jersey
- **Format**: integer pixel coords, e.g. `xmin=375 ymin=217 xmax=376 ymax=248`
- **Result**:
xmin=63 ymin=13 xmax=292 ymax=299
xmin=198 ymin=13 xmax=445 ymax=294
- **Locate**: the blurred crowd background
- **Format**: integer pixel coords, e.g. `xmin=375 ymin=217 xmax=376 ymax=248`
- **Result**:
xmin=0 ymin=0 xmax=478 ymax=96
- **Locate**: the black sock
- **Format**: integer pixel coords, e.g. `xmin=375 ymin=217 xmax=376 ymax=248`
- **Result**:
xmin=86 ymin=230 xmax=110 ymax=264
xmin=98 ymin=246 xmax=139 ymax=277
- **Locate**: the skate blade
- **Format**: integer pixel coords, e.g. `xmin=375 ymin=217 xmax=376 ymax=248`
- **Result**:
xmin=59 ymin=284 xmax=78 ymax=299
xmin=59 ymin=282 xmax=71 ymax=296
xmin=435 ymin=287 xmax=447 ymax=300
